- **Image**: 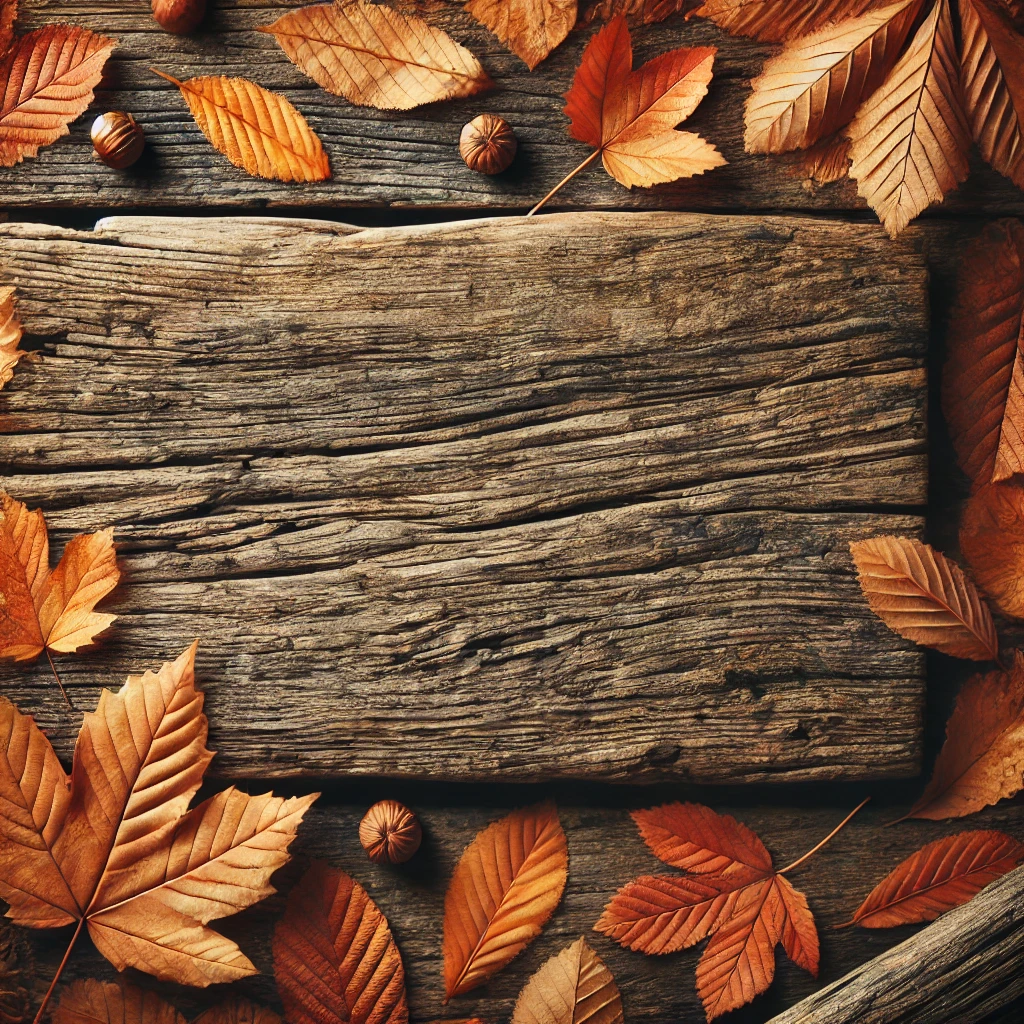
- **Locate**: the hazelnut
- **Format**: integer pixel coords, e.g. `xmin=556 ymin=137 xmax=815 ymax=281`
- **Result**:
xmin=91 ymin=112 xmax=145 ymax=170
xmin=152 ymin=0 xmax=207 ymax=34
xmin=359 ymin=800 xmax=422 ymax=865
xmin=459 ymin=114 xmax=517 ymax=175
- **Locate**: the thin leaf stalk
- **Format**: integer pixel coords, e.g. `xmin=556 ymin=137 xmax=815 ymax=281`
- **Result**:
xmin=777 ymin=797 xmax=870 ymax=876
xmin=528 ymin=150 xmax=602 ymax=216
xmin=46 ymin=649 xmax=73 ymax=710
xmin=32 ymin=915 xmax=85 ymax=1024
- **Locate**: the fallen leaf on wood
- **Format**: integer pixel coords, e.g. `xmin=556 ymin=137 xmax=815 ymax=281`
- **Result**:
xmin=943 ymin=220 xmax=1024 ymax=489
xmin=260 ymin=2 xmax=491 ymax=110
xmin=783 ymin=134 xmax=851 ymax=185
xmin=960 ymin=483 xmax=1024 ymax=617
xmin=273 ymin=860 xmax=408 ymax=1024
xmin=577 ymin=0 xmax=692 ymax=27
xmin=849 ymin=535 xmax=999 ymax=661
xmin=510 ymin=937 xmax=623 ymax=1024
xmin=689 ymin=0 xmax=896 ymax=43
xmin=848 ymin=831 xmax=1024 ymax=927
xmin=0 ymin=643 xmax=317 ymax=1020
xmin=901 ymin=650 xmax=1024 ymax=820
xmin=443 ymin=802 xmax=567 ymax=999
xmin=193 ymin=1001 xmax=282 ymax=1024
xmin=0 ymin=24 xmax=115 ymax=167
xmin=0 ymin=920 xmax=33 ymax=1024
xmin=0 ymin=287 xmax=26 ymax=390
xmin=153 ymin=71 xmax=330 ymax=182
xmin=0 ymin=1 xmax=15 ymax=55
xmin=465 ymin=0 xmax=576 ymax=70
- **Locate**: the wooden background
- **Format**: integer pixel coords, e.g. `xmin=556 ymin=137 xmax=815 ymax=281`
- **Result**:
xmin=1 ymin=2 xmax=1024 ymax=1023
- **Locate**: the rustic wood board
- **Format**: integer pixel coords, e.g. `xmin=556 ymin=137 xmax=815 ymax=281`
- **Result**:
xmin=0 ymin=211 xmax=928 ymax=783
xmin=2 ymin=1 xmax=1023 ymax=215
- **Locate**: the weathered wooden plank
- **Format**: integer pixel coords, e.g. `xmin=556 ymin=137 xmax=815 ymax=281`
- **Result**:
xmin=0 ymin=212 xmax=927 ymax=782
xmin=2 ymin=1 xmax=1023 ymax=215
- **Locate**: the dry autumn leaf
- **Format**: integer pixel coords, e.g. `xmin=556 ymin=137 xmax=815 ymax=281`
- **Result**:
xmin=847 ymin=830 xmax=1024 ymax=927
xmin=0 ymin=24 xmax=115 ymax=167
xmin=0 ymin=287 xmax=26 ymax=391
xmin=783 ymin=133 xmax=851 ymax=185
xmin=153 ymin=71 xmax=330 ymax=183
xmin=0 ymin=643 xmax=318 ymax=1023
xmin=260 ymin=2 xmax=491 ymax=111
xmin=466 ymin=0 xmax=576 ymax=70
xmin=849 ymin=535 xmax=999 ymax=661
xmin=273 ymin=860 xmax=408 ymax=1024
xmin=689 ymin=0 xmax=898 ymax=42
xmin=960 ymin=483 xmax=1024 ymax=617
xmin=194 ymin=1002 xmax=282 ymax=1024
xmin=510 ymin=937 xmax=623 ymax=1024
xmin=443 ymin=802 xmax=568 ymax=1000
xmin=578 ymin=0 xmax=693 ymax=27
xmin=0 ymin=0 xmax=14 ymax=55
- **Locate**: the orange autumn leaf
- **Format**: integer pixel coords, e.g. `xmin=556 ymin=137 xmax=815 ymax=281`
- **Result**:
xmin=0 ymin=286 xmax=26 ymax=391
xmin=849 ymin=831 xmax=1024 ymax=927
xmin=783 ymin=133 xmax=851 ymax=185
xmin=578 ymin=0 xmax=693 ymax=27
xmin=443 ymin=802 xmax=567 ymax=999
xmin=849 ymin=535 xmax=999 ymax=661
xmin=689 ymin=0 xmax=897 ymax=43
xmin=0 ymin=0 xmax=15 ymax=55
xmin=465 ymin=0 xmax=576 ymax=70
xmin=960 ymin=482 xmax=1024 ymax=618
xmin=193 ymin=1002 xmax=282 ymax=1024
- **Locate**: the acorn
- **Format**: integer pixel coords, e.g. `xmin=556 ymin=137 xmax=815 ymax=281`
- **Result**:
xmin=152 ymin=0 xmax=207 ymax=34
xmin=359 ymin=800 xmax=422 ymax=865
xmin=91 ymin=112 xmax=145 ymax=170
xmin=459 ymin=114 xmax=517 ymax=175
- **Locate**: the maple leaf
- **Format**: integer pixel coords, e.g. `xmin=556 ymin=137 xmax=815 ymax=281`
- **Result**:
xmin=510 ymin=937 xmax=623 ymax=1024
xmin=0 ymin=287 xmax=26 ymax=391
xmin=847 ymin=831 xmax=1024 ymax=927
xmin=960 ymin=483 xmax=1024 ymax=618
xmin=260 ymin=2 xmax=491 ymax=111
xmin=465 ymin=0 xmax=576 ymax=70
xmin=153 ymin=72 xmax=330 ymax=183
xmin=443 ymin=802 xmax=567 ymax=999
xmin=273 ymin=860 xmax=408 ymax=1024
xmin=577 ymin=0 xmax=693 ymax=28
xmin=848 ymin=536 xmax=999 ymax=661
xmin=0 ymin=644 xmax=318 ymax=1024
xmin=0 ymin=24 xmax=115 ymax=167
xmin=689 ymin=0 xmax=897 ymax=43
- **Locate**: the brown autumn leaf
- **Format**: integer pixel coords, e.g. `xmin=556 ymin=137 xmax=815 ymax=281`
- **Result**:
xmin=0 ymin=1 xmax=15 ymax=55
xmin=849 ymin=535 xmax=999 ymax=661
xmin=194 ymin=1001 xmax=282 ymax=1024
xmin=942 ymin=220 xmax=1024 ymax=489
xmin=0 ymin=287 xmax=26 ymax=391
xmin=154 ymin=71 xmax=330 ymax=183
xmin=689 ymin=0 xmax=897 ymax=43
xmin=260 ymin=2 xmax=491 ymax=111
xmin=510 ymin=937 xmax=623 ymax=1024
xmin=848 ymin=830 xmax=1024 ymax=927
xmin=783 ymin=133 xmax=851 ymax=185
xmin=465 ymin=0 xmax=576 ymax=70
xmin=960 ymin=483 xmax=1024 ymax=617
xmin=902 ymin=650 xmax=1024 ymax=820
xmin=577 ymin=0 xmax=693 ymax=27
xmin=443 ymin=802 xmax=568 ymax=1000
xmin=0 ymin=24 xmax=115 ymax=167
xmin=0 ymin=643 xmax=318 ymax=1021
xmin=273 ymin=860 xmax=408 ymax=1024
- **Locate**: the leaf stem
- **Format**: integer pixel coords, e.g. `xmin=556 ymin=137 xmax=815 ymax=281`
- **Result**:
xmin=527 ymin=150 xmax=602 ymax=216
xmin=46 ymin=649 xmax=73 ymax=710
xmin=777 ymin=797 xmax=870 ymax=876
xmin=32 ymin=915 xmax=85 ymax=1024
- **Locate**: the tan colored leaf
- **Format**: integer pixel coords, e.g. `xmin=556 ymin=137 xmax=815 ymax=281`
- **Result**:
xmin=961 ymin=483 xmax=1024 ymax=618
xmin=466 ymin=0 xmax=576 ymax=70
xmin=194 ymin=1001 xmax=282 ymax=1024
xmin=0 ymin=2 xmax=16 ymax=55
xmin=260 ymin=2 xmax=491 ymax=111
xmin=783 ymin=133 xmax=851 ymax=185
xmin=443 ymin=802 xmax=567 ymax=999
xmin=0 ymin=287 xmax=26 ymax=392
xmin=849 ymin=535 xmax=999 ymax=661
xmin=154 ymin=72 xmax=330 ymax=183
xmin=850 ymin=831 xmax=1024 ymax=927
xmin=0 ymin=24 xmax=115 ymax=167
xmin=848 ymin=0 xmax=971 ymax=237
xmin=942 ymin=220 xmax=1024 ymax=488
xmin=578 ymin=0 xmax=692 ymax=28
xmin=689 ymin=0 xmax=896 ymax=43
xmin=511 ymin=937 xmax=623 ymax=1024
xmin=274 ymin=861 xmax=407 ymax=1024
xmin=53 ymin=980 xmax=186 ymax=1024
xmin=744 ymin=1 xmax=921 ymax=154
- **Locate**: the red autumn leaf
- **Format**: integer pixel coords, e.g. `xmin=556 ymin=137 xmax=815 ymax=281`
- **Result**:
xmin=960 ymin=482 xmax=1024 ymax=619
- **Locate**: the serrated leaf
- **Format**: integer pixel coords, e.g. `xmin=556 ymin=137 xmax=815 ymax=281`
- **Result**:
xmin=577 ymin=0 xmax=690 ymax=28
xmin=465 ymin=0 xmax=576 ymax=70
xmin=443 ymin=802 xmax=567 ymax=999
xmin=849 ymin=535 xmax=999 ymax=661
xmin=273 ymin=861 xmax=408 ymax=1024
xmin=689 ymin=0 xmax=897 ymax=43
xmin=0 ymin=287 xmax=26 ymax=391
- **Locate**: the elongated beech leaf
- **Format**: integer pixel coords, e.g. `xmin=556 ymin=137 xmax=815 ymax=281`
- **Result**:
xmin=466 ymin=0 xmax=576 ymax=70
xmin=689 ymin=0 xmax=896 ymax=43
xmin=961 ymin=483 xmax=1024 ymax=618
xmin=578 ymin=0 xmax=690 ymax=28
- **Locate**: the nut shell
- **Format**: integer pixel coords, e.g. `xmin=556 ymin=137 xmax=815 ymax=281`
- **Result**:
xmin=152 ymin=0 xmax=207 ymax=34
xmin=459 ymin=114 xmax=517 ymax=175
xmin=359 ymin=800 xmax=422 ymax=865
xmin=91 ymin=112 xmax=145 ymax=170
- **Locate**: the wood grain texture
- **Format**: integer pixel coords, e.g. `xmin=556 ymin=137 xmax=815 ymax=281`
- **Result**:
xmin=0 ymin=212 xmax=928 ymax=783
xmin=0 ymin=1 xmax=1021 ymax=213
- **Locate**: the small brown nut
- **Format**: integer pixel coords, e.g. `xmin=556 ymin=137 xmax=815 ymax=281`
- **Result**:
xmin=152 ymin=0 xmax=207 ymax=34
xmin=359 ymin=800 xmax=422 ymax=865
xmin=460 ymin=114 xmax=517 ymax=175
xmin=91 ymin=112 xmax=145 ymax=170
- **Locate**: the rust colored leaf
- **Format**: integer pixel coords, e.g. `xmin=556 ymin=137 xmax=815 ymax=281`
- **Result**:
xmin=783 ymin=133 xmax=851 ymax=185
xmin=0 ymin=287 xmax=26 ymax=391
xmin=689 ymin=0 xmax=896 ymax=43
xmin=274 ymin=861 xmax=407 ymax=1024
xmin=850 ymin=831 xmax=1024 ymax=927
xmin=849 ymin=535 xmax=999 ymax=661
xmin=154 ymin=71 xmax=330 ymax=183
xmin=260 ymin=2 xmax=491 ymax=111
xmin=0 ymin=643 xmax=317 ymax=1015
xmin=577 ymin=0 xmax=693 ymax=28
xmin=443 ymin=802 xmax=568 ymax=999
xmin=961 ymin=483 xmax=1024 ymax=618
xmin=53 ymin=980 xmax=186 ymax=1024
xmin=848 ymin=0 xmax=971 ymax=237
xmin=0 ymin=1 xmax=15 ymax=55
xmin=465 ymin=0 xmax=576 ymax=70
xmin=0 ymin=24 xmax=115 ymax=167
xmin=511 ymin=937 xmax=623 ymax=1024
xmin=194 ymin=1001 xmax=282 ymax=1024
xmin=744 ymin=0 xmax=921 ymax=154
xmin=943 ymin=220 xmax=1024 ymax=489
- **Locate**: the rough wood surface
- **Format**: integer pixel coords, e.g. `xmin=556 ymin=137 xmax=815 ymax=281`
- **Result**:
xmin=0 ymin=212 xmax=928 ymax=783
xmin=1 ymin=1 xmax=1022 ymax=215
